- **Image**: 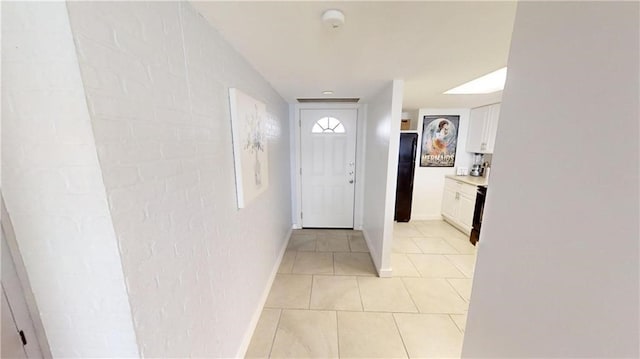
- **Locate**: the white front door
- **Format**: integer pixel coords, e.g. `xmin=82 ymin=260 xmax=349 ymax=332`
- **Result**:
xmin=300 ymin=109 xmax=357 ymax=228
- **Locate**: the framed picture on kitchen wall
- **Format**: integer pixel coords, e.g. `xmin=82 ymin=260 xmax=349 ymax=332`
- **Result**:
xmin=420 ymin=115 xmax=460 ymax=167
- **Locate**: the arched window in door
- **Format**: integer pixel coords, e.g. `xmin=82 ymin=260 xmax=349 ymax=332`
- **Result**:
xmin=311 ymin=117 xmax=346 ymax=133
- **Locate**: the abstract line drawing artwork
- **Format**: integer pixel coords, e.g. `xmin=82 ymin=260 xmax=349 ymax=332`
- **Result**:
xmin=229 ymin=88 xmax=269 ymax=208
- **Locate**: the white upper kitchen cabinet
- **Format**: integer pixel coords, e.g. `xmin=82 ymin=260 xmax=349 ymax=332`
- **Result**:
xmin=466 ymin=103 xmax=501 ymax=154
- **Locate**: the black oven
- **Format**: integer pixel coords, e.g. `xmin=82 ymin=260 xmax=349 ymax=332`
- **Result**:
xmin=470 ymin=186 xmax=487 ymax=246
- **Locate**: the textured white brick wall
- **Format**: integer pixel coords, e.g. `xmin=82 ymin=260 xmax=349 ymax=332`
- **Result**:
xmin=1 ymin=2 xmax=139 ymax=357
xmin=67 ymin=2 xmax=291 ymax=357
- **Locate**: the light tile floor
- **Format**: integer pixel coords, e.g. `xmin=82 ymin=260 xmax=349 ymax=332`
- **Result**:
xmin=246 ymin=220 xmax=477 ymax=359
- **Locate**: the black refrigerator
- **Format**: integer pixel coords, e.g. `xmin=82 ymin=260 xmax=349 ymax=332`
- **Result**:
xmin=394 ymin=133 xmax=418 ymax=222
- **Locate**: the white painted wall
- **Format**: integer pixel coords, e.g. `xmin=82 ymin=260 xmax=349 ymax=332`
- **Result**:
xmin=411 ymin=109 xmax=472 ymax=220
xmin=66 ymin=2 xmax=291 ymax=357
xmin=362 ymin=80 xmax=404 ymax=277
xmin=1 ymin=2 xmax=139 ymax=357
xmin=463 ymin=2 xmax=639 ymax=357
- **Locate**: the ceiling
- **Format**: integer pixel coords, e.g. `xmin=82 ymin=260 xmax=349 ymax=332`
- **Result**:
xmin=191 ymin=1 xmax=517 ymax=110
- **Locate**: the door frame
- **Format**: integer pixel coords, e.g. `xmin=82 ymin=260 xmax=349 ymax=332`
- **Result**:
xmin=291 ymin=103 xmax=367 ymax=229
xmin=1 ymin=196 xmax=51 ymax=358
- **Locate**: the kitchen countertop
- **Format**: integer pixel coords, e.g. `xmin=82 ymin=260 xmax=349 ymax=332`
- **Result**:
xmin=445 ymin=174 xmax=489 ymax=187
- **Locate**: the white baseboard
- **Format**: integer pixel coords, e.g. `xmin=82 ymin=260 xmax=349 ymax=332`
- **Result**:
xmin=378 ymin=268 xmax=393 ymax=278
xmin=236 ymin=228 xmax=292 ymax=358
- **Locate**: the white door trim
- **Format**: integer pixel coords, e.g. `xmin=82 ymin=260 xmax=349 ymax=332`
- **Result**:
xmin=291 ymin=103 xmax=367 ymax=229
xmin=1 ymin=196 xmax=51 ymax=358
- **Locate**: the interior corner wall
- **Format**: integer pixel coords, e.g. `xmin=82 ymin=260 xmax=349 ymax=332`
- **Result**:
xmin=65 ymin=2 xmax=291 ymax=357
xmin=362 ymin=80 xmax=404 ymax=277
xmin=463 ymin=2 xmax=639 ymax=357
xmin=411 ymin=108 xmax=471 ymax=220
xmin=1 ymin=2 xmax=139 ymax=357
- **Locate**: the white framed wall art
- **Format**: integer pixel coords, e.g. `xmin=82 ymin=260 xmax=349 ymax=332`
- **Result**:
xmin=228 ymin=88 xmax=269 ymax=208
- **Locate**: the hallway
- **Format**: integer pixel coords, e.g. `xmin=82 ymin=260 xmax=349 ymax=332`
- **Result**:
xmin=246 ymin=220 xmax=477 ymax=358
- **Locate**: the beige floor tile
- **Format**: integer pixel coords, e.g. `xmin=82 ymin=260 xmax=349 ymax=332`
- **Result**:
xmin=443 ymin=225 xmax=469 ymax=238
xmin=265 ymin=274 xmax=312 ymax=309
xmin=357 ymin=277 xmax=417 ymax=313
xmin=277 ymin=251 xmax=296 ymax=274
xmin=317 ymin=237 xmax=350 ymax=252
xmin=310 ymin=275 xmax=362 ymax=311
xmin=337 ymin=311 xmax=408 ymax=358
xmin=270 ymin=310 xmax=338 ymax=359
xmin=292 ymin=252 xmax=334 ymax=274
xmin=445 ymin=254 xmax=477 ymax=278
xmin=407 ymin=254 xmax=466 ymax=278
xmin=315 ymin=229 xmax=348 ymax=239
xmin=392 ymin=237 xmax=422 ymax=254
xmin=391 ymin=253 xmax=420 ymax=277
xmin=334 ymin=252 xmax=376 ymax=276
xmin=412 ymin=219 xmax=466 ymax=239
xmin=287 ymin=235 xmax=317 ymax=251
xmin=412 ymin=220 xmax=451 ymax=228
xmin=393 ymin=313 xmax=463 ymax=358
xmin=291 ymin=229 xmax=317 ymax=237
xmin=257 ymin=220 xmax=477 ymax=358
xmin=413 ymin=237 xmax=460 ymax=254
xmin=414 ymin=221 xmax=467 ymax=239
xmin=393 ymin=222 xmax=423 ymax=237
xmin=447 ymin=278 xmax=473 ymax=302
xmin=245 ymin=309 xmax=281 ymax=358
xmin=348 ymin=236 xmax=369 ymax=253
xmin=413 ymin=225 xmax=445 ymax=238
xmin=450 ymin=313 xmax=467 ymax=332
xmin=294 ymin=229 xmax=322 ymax=235
xmin=444 ymin=237 xmax=477 ymax=255
xmin=444 ymin=227 xmax=470 ymax=241
xmin=402 ymin=278 xmax=468 ymax=314
xmin=411 ymin=220 xmax=449 ymax=233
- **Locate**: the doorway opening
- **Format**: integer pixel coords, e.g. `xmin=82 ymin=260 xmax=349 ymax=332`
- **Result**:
xmin=295 ymin=106 xmax=362 ymax=229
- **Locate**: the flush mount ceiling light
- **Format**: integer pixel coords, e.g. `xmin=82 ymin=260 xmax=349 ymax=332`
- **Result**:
xmin=444 ymin=67 xmax=508 ymax=94
xmin=322 ymin=9 xmax=345 ymax=29
xmin=322 ymin=90 xmax=334 ymax=95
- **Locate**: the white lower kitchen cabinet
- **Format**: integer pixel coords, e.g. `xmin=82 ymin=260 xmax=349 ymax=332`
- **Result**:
xmin=442 ymin=185 xmax=458 ymax=219
xmin=441 ymin=177 xmax=478 ymax=235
